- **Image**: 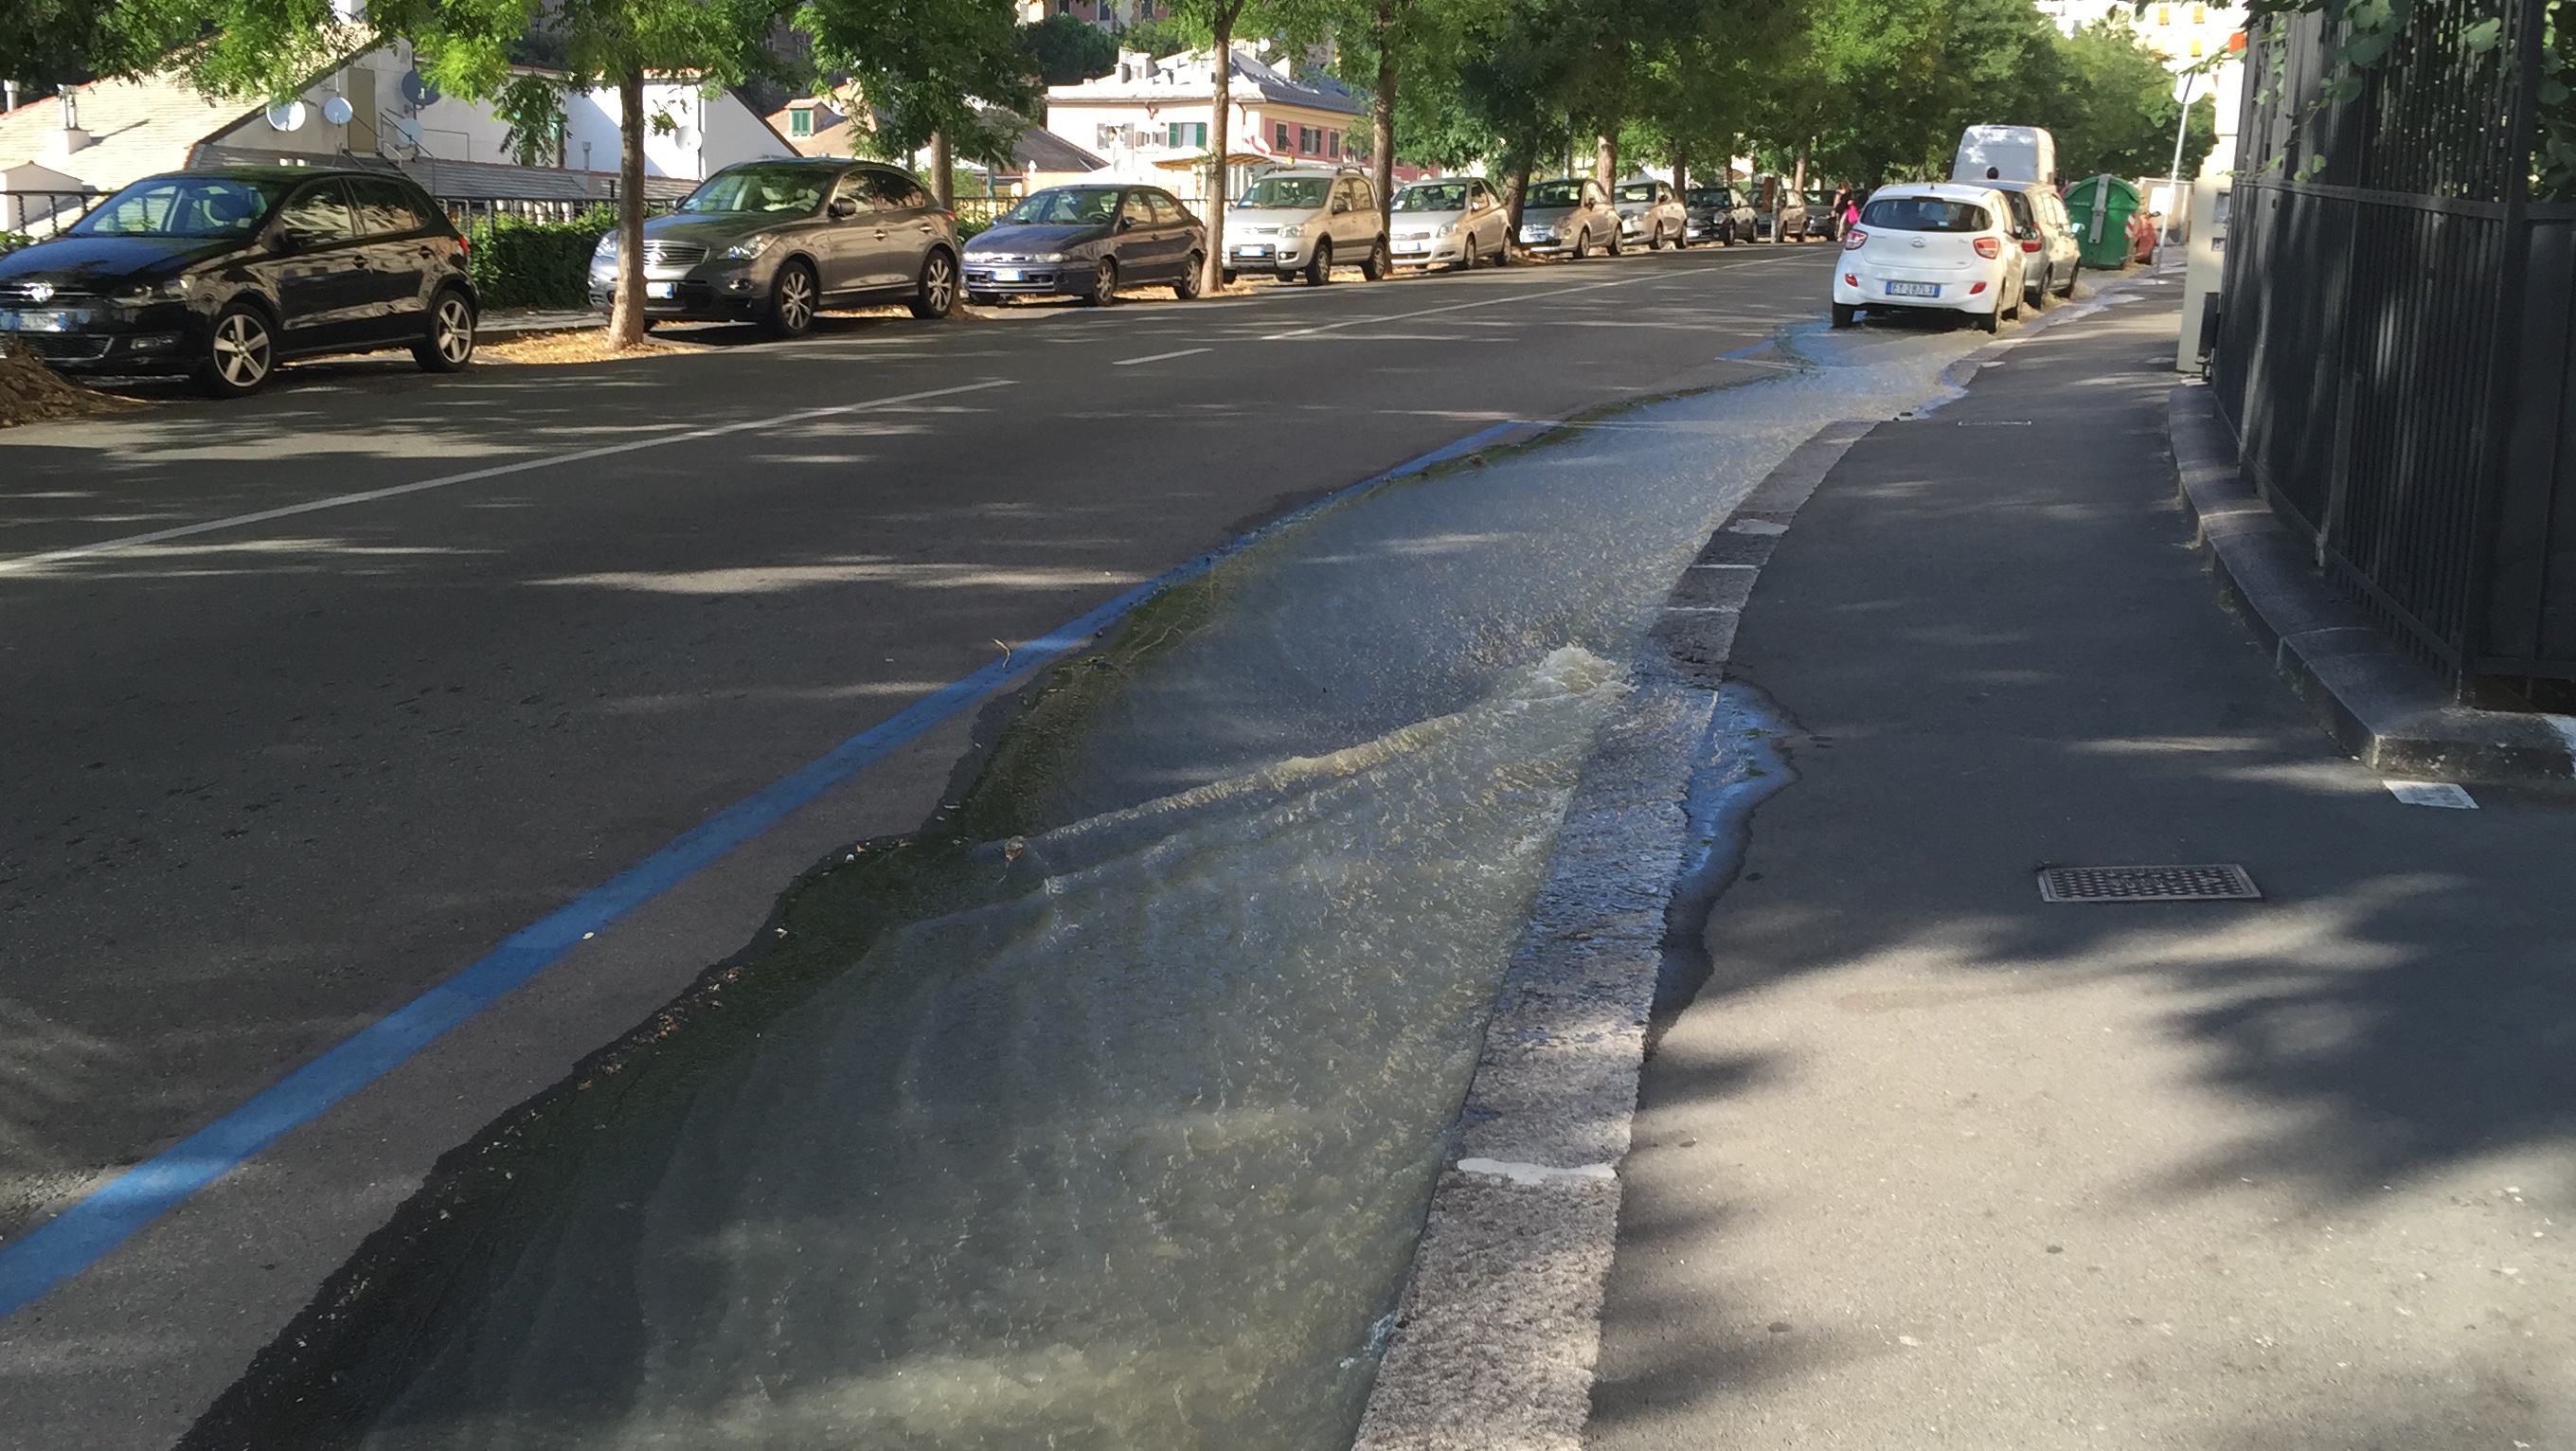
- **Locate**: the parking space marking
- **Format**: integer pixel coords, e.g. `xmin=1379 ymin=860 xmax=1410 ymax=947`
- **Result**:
xmin=1112 ymin=348 xmax=1213 ymax=367
xmin=0 ymin=379 xmax=1017 ymax=577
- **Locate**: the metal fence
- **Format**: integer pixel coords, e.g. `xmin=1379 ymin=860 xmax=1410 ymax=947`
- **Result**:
xmin=1 ymin=188 xmax=100 ymax=242
xmin=2213 ymin=0 xmax=2576 ymax=693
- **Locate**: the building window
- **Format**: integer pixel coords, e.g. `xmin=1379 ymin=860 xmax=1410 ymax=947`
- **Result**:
xmin=2156 ymin=5 xmax=2170 ymax=22
xmin=2189 ymin=36 xmax=2204 ymax=53
xmin=1276 ymin=121 xmax=1291 ymax=151
xmin=789 ymin=109 xmax=811 ymax=137
xmin=2190 ymin=3 xmax=2204 ymax=18
xmin=1298 ymin=125 xmax=1317 ymax=153
xmin=1192 ymin=121 xmax=1207 ymax=148
xmin=1325 ymin=131 xmax=1339 ymax=159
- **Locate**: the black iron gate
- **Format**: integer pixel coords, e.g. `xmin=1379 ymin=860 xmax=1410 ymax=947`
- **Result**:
xmin=2214 ymin=0 xmax=2576 ymax=691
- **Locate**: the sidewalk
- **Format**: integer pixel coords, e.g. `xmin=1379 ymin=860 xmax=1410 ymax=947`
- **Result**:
xmin=1588 ymin=296 xmax=2576 ymax=1446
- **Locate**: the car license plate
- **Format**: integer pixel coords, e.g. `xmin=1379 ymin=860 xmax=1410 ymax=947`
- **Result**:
xmin=1394 ymin=240 xmax=1427 ymax=252
xmin=1232 ymin=245 xmax=1271 ymax=258
xmin=991 ymin=268 xmax=1023 ymax=282
xmin=0 ymin=309 xmax=80 ymax=332
xmin=644 ymin=281 xmax=676 ymax=299
xmin=1885 ymin=280 xmax=1940 ymax=298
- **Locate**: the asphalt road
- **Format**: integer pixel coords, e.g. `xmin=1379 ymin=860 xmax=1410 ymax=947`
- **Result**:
xmin=0 ymin=241 xmax=1853 ymax=1442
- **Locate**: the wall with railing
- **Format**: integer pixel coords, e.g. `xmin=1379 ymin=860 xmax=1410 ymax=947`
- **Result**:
xmin=2213 ymin=0 xmax=2576 ymax=693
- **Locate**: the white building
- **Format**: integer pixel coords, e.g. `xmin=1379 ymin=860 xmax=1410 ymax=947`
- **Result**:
xmin=0 ymin=40 xmax=796 ymax=233
xmin=1041 ymin=44 xmax=1368 ymax=203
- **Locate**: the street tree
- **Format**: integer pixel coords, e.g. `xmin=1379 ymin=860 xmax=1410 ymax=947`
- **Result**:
xmin=1022 ymin=9 xmax=1118 ymax=86
xmin=801 ymin=0 xmax=1036 ymax=208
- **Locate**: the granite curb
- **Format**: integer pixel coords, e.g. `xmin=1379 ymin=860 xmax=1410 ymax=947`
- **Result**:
xmin=1350 ymin=419 xmax=1872 ymax=1451
xmin=2166 ymin=384 xmax=2576 ymax=785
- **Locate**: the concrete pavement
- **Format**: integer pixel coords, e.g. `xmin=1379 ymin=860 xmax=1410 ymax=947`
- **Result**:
xmin=1588 ymin=290 xmax=2576 ymax=1445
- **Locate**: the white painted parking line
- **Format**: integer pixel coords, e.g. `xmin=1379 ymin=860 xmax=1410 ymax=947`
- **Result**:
xmin=1112 ymin=348 xmax=1213 ymax=367
xmin=0 ymin=380 xmax=1018 ymax=576
xmin=2386 ymin=780 xmax=2478 ymax=809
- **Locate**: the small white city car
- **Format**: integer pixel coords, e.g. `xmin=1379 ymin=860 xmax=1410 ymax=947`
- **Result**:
xmin=1387 ymin=177 xmax=1510 ymax=269
xmin=1831 ymin=182 xmax=2027 ymax=332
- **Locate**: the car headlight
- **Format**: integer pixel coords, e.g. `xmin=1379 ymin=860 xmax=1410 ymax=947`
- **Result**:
xmin=721 ymin=232 xmax=777 ymax=260
xmin=1435 ymin=223 xmax=1458 ymax=237
xmin=1037 ymin=251 xmax=1067 ymax=263
xmin=593 ymin=234 xmax=617 ymax=257
xmin=115 ymin=278 xmax=186 ymax=302
xmin=1279 ymin=224 xmax=1304 ymax=239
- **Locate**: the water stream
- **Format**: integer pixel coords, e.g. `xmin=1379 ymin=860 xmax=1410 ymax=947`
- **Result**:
xmin=211 ymin=316 xmax=2001 ymax=1451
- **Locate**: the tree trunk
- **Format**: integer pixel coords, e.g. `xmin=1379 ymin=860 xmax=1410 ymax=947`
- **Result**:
xmin=1672 ymin=142 xmax=1688 ymax=199
xmin=929 ymin=130 xmax=954 ymax=208
xmin=607 ymin=66 xmax=647 ymax=350
xmin=1502 ymin=156 xmax=1532 ymax=261
xmin=1791 ymin=140 xmax=1807 ymax=196
xmin=1371 ymin=0 xmax=1397 ymax=240
xmin=1595 ymin=131 xmax=1616 ymax=187
xmin=1199 ymin=9 xmax=1236 ymax=296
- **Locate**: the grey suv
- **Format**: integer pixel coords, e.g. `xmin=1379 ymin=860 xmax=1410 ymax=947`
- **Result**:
xmin=588 ymin=159 xmax=958 ymax=336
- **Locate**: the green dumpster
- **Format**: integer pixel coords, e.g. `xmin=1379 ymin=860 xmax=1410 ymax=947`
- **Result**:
xmin=2066 ymin=174 xmax=2142 ymax=269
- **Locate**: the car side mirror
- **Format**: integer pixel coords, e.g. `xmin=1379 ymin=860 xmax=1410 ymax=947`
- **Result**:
xmin=1117 ymin=214 xmax=1136 ymax=231
xmin=830 ymin=197 xmax=858 ymax=219
xmin=269 ymin=231 xmax=304 ymax=255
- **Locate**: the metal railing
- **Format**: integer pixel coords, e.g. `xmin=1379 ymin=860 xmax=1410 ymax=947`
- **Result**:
xmin=2212 ymin=0 xmax=2576 ymax=691
xmin=1 ymin=188 xmax=101 ymax=242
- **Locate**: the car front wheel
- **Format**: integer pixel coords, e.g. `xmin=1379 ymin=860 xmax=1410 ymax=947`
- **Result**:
xmin=1174 ymin=252 xmax=1205 ymax=299
xmin=194 ymin=303 xmax=276 ymax=399
xmin=763 ymin=260 xmax=817 ymax=337
xmin=1360 ymin=237 xmax=1387 ymax=280
xmin=1304 ymin=240 xmax=1333 ymax=286
xmin=1083 ymin=257 xmax=1119 ymax=305
xmin=908 ymin=249 xmax=957 ymax=318
xmin=412 ymin=288 xmax=475 ymax=372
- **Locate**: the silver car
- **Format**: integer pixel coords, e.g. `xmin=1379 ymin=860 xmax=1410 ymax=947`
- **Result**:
xmin=1223 ymin=166 xmax=1388 ymax=285
xmin=588 ymin=159 xmax=959 ymax=337
xmin=1516 ymin=177 xmax=1620 ymax=257
xmin=1387 ymin=177 xmax=1509 ymax=270
xmin=1612 ymin=177 xmax=1689 ymax=249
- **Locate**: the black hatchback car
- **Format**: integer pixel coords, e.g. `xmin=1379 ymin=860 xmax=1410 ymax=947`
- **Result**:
xmin=958 ymin=185 xmax=1207 ymax=305
xmin=0 ymin=166 xmax=476 ymax=398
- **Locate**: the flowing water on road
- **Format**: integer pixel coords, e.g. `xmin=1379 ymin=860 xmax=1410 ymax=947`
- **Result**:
xmin=224 ymin=315 xmax=2004 ymax=1451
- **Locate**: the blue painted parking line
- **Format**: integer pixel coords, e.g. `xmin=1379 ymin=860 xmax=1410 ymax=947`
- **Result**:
xmin=0 ymin=415 xmax=1536 ymax=1320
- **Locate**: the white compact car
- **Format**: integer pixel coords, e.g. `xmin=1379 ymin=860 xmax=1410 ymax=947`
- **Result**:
xmin=1387 ymin=176 xmax=1509 ymax=269
xmin=1831 ymin=183 xmax=2027 ymax=332
xmin=1611 ymin=177 xmax=1689 ymax=249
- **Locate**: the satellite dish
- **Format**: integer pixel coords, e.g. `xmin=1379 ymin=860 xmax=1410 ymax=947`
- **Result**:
xmin=399 ymin=69 xmax=440 ymax=107
xmin=321 ymin=95 xmax=353 ymax=125
xmin=264 ymin=100 xmax=309 ymax=132
xmin=674 ymin=125 xmax=698 ymax=151
xmin=389 ymin=116 xmax=421 ymax=147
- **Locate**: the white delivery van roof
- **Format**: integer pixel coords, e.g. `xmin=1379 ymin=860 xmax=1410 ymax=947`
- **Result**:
xmin=1953 ymin=125 xmax=2058 ymax=188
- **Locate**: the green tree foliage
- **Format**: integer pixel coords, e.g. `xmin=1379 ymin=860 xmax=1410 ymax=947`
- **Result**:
xmin=801 ymin=0 xmax=1033 ymax=165
xmin=2 ymin=0 xmax=184 ymax=91
xmin=2052 ymin=14 xmax=2214 ymax=178
xmin=1022 ymin=10 xmax=1118 ymax=84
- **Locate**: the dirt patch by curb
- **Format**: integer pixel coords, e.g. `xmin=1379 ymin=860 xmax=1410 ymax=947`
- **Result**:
xmin=0 ymin=348 xmax=147 ymax=428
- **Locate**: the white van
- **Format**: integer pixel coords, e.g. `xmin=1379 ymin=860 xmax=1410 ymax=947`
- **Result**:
xmin=1952 ymin=125 xmax=2058 ymax=188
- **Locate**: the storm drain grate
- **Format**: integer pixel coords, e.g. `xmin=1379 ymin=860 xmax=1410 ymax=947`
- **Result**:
xmin=2037 ymin=864 xmax=2262 ymax=904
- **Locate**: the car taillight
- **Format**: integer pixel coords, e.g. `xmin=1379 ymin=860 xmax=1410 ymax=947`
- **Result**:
xmin=1974 ymin=237 xmax=2002 ymax=259
xmin=1843 ymin=273 xmax=1858 ymax=285
xmin=456 ymin=233 xmax=469 ymax=258
xmin=1842 ymin=228 xmax=1867 ymax=250
xmin=2020 ymin=238 xmax=2041 ymax=252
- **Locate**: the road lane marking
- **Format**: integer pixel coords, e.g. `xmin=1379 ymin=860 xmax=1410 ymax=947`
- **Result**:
xmin=0 ymin=415 xmax=1535 ymax=1321
xmin=1112 ymin=347 xmax=1213 ymax=367
xmin=0 ymin=379 xmax=1017 ymax=577
xmin=1259 ymin=276 xmax=1647 ymax=341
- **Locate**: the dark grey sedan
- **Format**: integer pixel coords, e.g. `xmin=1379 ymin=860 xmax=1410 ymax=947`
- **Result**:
xmin=587 ymin=159 xmax=958 ymax=337
xmin=959 ymin=186 xmax=1207 ymax=305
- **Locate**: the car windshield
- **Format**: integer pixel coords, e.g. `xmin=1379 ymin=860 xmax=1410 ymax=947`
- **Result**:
xmin=69 ymin=176 xmax=289 ymax=238
xmin=1860 ymin=196 xmax=1992 ymax=232
xmin=1004 ymin=188 xmax=1120 ymax=225
xmin=679 ymin=167 xmax=827 ymax=215
xmin=1234 ymin=176 xmax=1330 ymax=210
xmin=1616 ymin=183 xmax=1658 ymax=204
xmin=1684 ymin=188 xmax=1731 ymax=207
xmin=1394 ymin=184 xmax=1469 ymax=212
xmin=1526 ymin=180 xmax=1585 ymax=207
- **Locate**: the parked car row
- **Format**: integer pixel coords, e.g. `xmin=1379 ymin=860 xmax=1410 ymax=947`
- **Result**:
xmin=0 ymin=154 xmax=1858 ymax=402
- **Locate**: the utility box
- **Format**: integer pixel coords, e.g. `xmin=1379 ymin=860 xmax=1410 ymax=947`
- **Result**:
xmin=2066 ymin=174 xmax=2143 ymax=269
xmin=1952 ymin=125 xmax=2057 ymax=186
xmin=2176 ymin=171 xmax=2230 ymax=371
